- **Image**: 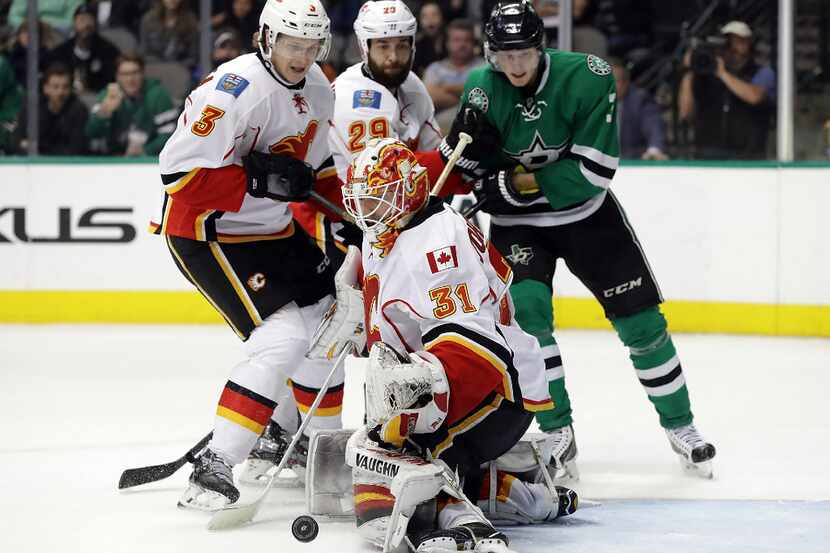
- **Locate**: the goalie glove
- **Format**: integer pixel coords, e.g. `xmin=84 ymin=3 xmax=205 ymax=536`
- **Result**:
xmin=243 ymin=150 xmax=315 ymax=202
xmin=365 ymin=343 xmax=450 ymax=448
xmin=439 ymin=104 xmax=502 ymax=177
xmin=307 ymin=245 xmax=366 ymax=359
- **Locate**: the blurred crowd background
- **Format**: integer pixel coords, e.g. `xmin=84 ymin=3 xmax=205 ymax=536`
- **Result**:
xmin=0 ymin=0 xmax=828 ymax=160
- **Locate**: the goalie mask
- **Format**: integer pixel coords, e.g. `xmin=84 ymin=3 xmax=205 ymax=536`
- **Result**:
xmin=343 ymin=138 xmax=429 ymax=238
xmin=258 ymin=0 xmax=331 ymax=63
xmin=484 ymin=0 xmax=545 ymax=70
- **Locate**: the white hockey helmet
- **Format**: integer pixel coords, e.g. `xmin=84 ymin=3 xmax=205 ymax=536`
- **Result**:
xmin=353 ymin=0 xmax=417 ymax=65
xmin=258 ymin=0 xmax=331 ymax=62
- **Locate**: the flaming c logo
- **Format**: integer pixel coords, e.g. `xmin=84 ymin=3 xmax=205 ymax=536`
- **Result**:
xmin=371 ymin=226 xmax=400 ymax=258
xmin=269 ymin=120 xmax=318 ymax=160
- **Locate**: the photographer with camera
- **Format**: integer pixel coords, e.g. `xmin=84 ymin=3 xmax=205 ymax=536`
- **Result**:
xmin=678 ymin=21 xmax=777 ymax=159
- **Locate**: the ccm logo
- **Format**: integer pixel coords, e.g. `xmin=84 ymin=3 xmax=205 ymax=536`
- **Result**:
xmin=603 ymin=277 xmax=642 ymax=298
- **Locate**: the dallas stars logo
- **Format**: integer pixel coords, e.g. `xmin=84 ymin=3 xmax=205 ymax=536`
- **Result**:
xmin=505 ymin=130 xmax=568 ymax=170
xmin=506 ymin=244 xmax=534 ymax=266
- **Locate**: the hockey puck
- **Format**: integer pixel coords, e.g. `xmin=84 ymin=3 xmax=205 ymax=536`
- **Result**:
xmin=291 ymin=515 xmax=319 ymax=543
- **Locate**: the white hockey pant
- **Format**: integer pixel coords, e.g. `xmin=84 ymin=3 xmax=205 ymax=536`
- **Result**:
xmin=210 ymin=297 xmax=344 ymax=465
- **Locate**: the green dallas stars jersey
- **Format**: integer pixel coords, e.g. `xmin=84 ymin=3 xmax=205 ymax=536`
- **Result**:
xmin=462 ymin=49 xmax=620 ymax=225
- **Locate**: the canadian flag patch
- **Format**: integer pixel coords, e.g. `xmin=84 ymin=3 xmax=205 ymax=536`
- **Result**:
xmin=426 ymin=246 xmax=458 ymax=273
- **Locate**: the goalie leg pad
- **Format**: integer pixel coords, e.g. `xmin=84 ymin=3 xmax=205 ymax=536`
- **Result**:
xmin=346 ymin=429 xmax=449 ymax=551
xmin=479 ymin=470 xmax=574 ymax=524
xmin=477 ymin=435 xmax=579 ymax=525
xmin=306 ymin=429 xmax=357 ymax=516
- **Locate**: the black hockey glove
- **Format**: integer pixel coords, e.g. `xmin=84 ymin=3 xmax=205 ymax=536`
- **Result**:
xmin=331 ymin=219 xmax=363 ymax=248
xmin=474 ymin=169 xmax=543 ymax=209
xmin=243 ymin=151 xmax=315 ymax=202
xmin=438 ymin=104 xmax=502 ymax=176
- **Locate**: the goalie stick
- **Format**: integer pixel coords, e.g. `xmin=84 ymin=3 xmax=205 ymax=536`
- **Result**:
xmin=207 ymin=342 xmax=357 ymax=531
xmin=117 ymin=432 xmax=213 ymax=490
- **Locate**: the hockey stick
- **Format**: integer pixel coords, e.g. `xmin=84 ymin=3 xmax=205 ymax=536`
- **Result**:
xmin=207 ymin=343 xmax=356 ymax=530
xmin=460 ymin=196 xmax=486 ymax=220
xmin=309 ymin=190 xmax=353 ymax=223
xmin=430 ymin=132 xmax=473 ymax=198
xmin=118 ymin=432 xmax=213 ymax=490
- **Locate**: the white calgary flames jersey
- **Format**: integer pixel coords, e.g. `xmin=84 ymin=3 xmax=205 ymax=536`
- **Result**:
xmin=361 ymin=199 xmax=553 ymax=417
xmin=329 ymin=63 xmax=442 ymax=183
xmin=153 ymin=53 xmax=335 ymax=241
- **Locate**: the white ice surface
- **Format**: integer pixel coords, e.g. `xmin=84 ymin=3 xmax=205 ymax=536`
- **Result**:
xmin=1 ymin=326 xmax=828 ymax=552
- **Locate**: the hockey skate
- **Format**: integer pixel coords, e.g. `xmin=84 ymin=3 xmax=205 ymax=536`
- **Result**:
xmin=665 ymin=423 xmax=716 ymax=479
xmin=178 ymin=448 xmax=239 ymax=511
xmin=541 ymin=424 xmax=579 ymax=483
xmin=413 ymin=522 xmax=516 ymax=553
xmin=239 ymin=422 xmax=308 ymax=487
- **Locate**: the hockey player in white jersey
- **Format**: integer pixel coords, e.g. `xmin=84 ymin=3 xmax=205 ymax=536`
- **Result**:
xmin=152 ymin=0 xmax=347 ymax=509
xmin=292 ymin=0 xmax=468 ymax=266
xmin=338 ymin=138 xmax=578 ymax=551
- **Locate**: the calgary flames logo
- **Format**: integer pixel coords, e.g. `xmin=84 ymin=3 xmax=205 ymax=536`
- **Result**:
xmin=371 ymin=225 xmax=400 ymax=258
xmin=247 ymin=272 xmax=266 ymax=292
xmin=365 ymin=143 xmax=426 ymax=200
xmin=269 ymin=120 xmax=318 ymax=160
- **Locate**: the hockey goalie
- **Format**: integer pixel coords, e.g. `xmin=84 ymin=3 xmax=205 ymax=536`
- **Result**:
xmin=308 ymin=138 xmax=578 ymax=552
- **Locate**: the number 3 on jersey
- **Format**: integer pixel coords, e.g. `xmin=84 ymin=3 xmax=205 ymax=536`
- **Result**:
xmin=348 ymin=117 xmax=389 ymax=153
xmin=191 ymin=105 xmax=225 ymax=137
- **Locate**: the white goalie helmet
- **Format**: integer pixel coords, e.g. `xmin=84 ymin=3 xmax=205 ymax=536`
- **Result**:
xmin=343 ymin=137 xmax=430 ymax=237
xmin=258 ymin=0 xmax=331 ymax=61
xmin=353 ymin=0 xmax=418 ymax=65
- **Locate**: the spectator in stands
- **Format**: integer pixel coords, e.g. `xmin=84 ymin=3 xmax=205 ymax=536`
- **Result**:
xmin=594 ymin=0 xmax=652 ymax=58
xmin=190 ymin=27 xmax=242 ymax=86
xmin=211 ymin=28 xmax=242 ymax=69
xmin=532 ymin=0 xmax=607 ymax=56
xmin=7 ymin=0 xmax=84 ymax=36
xmin=610 ymin=57 xmax=667 ymax=160
xmin=213 ymin=0 xmax=260 ymax=46
xmin=439 ymin=0 xmax=468 ymax=22
xmin=45 ymin=3 xmax=120 ymax=95
xmin=327 ymin=0 xmax=361 ymax=74
xmin=104 ymin=0 xmax=155 ymax=37
xmin=86 ymin=51 xmax=176 ymax=156
xmin=678 ymin=21 xmax=776 ymax=160
xmin=1 ymin=1 xmax=12 ymax=44
xmin=13 ymin=62 xmax=90 ymax=154
xmin=413 ymin=1 xmax=445 ymax=77
xmin=0 ymin=53 xmax=22 ymax=154
xmin=6 ymin=19 xmax=61 ymax=85
xmin=139 ymin=0 xmax=199 ymax=66
xmin=423 ymin=18 xmax=483 ymax=133
xmin=571 ymin=0 xmax=607 ymax=56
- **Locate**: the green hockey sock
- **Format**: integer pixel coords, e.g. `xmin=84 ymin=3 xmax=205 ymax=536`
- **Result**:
xmin=611 ymin=307 xmax=693 ymax=428
xmin=510 ymin=279 xmax=572 ymax=431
